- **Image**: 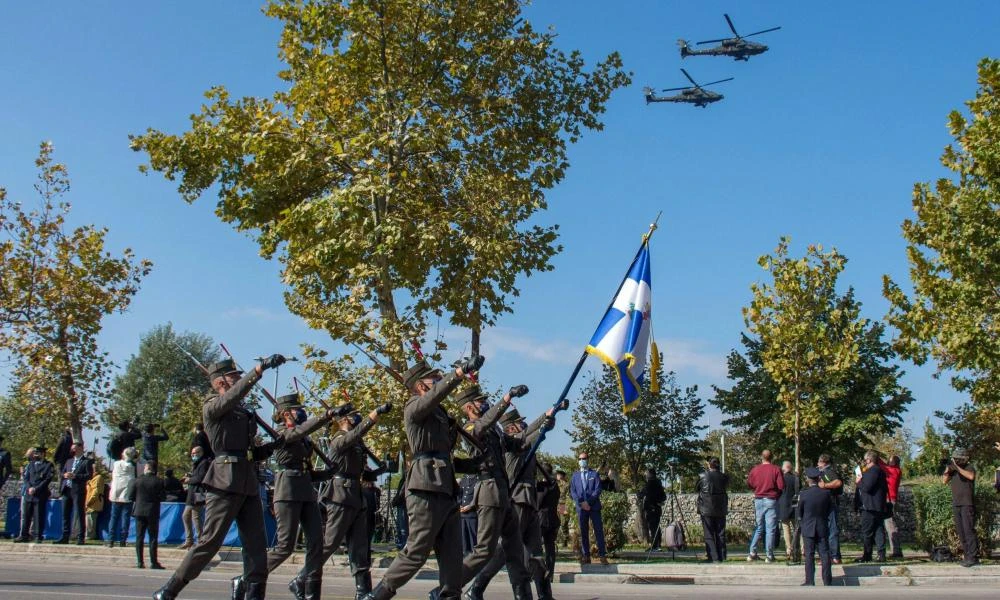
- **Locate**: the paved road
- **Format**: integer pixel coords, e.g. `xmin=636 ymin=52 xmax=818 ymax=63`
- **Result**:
xmin=0 ymin=559 xmax=996 ymax=599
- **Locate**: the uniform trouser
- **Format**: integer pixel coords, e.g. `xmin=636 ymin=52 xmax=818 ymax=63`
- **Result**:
xmin=701 ymin=515 xmax=726 ymax=561
xmin=643 ymin=505 xmax=662 ymax=548
xmin=268 ymin=500 xmax=324 ymax=582
xmin=135 ymin=515 xmax=160 ymax=564
xmin=540 ymin=519 xmax=559 ymax=582
xmin=860 ymin=510 xmax=884 ymax=558
xmin=577 ymin=507 xmax=607 ymax=557
xmin=309 ymin=500 xmax=371 ymax=579
xmin=953 ymin=505 xmax=977 ymax=561
xmin=380 ymin=490 xmax=462 ymax=598
xmin=61 ymin=486 xmax=86 ymax=541
xmin=20 ymin=497 xmax=46 ymax=540
xmin=802 ymin=534 xmax=832 ymax=585
xmin=477 ymin=502 xmax=542 ymax=590
xmin=169 ymin=489 xmax=268 ymax=593
xmin=183 ymin=504 xmax=204 ymax=544
xmin=461 ymin=504 xmax=528 ymax=587
xmin=461 ymin=515 xmax=478 ymax=555
xmin=883 ymin=513 xmax=900 ymax=556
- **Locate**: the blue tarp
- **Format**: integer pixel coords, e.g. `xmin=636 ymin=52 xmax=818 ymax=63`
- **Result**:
xmin=5 ymin=497 xmax=276 ymax=546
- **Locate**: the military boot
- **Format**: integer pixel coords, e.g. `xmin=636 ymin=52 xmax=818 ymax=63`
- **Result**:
xmin=152 ymin=576 xmax=186 ymax=600
xmin=245 ymin=581 xmax=266 ymax=600
xmin=230 ymin=576 xmax=246 ymax=600
xmin=462 ymin=577 xmax=486 ymax=600
xmin=355 ymin=571 xmax=373 ymax=600
xmin=304 ymin=579 xmax=322 ymax=600
xmin=427 ymin=586 xmax=441 ymax=600
xmin=516 ymin=580 xmax=535 ymax=600
xmin=360 ymin=581 xmax=395 ymax=600
xmin=288 ymin=577 xmax=306 ymax=600
xmin=535 ymin=575 xmax=554 ymax=600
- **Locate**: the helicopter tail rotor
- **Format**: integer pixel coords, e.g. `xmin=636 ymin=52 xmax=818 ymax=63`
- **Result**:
xmin=677 ymin=39 xmax=691 ymax=57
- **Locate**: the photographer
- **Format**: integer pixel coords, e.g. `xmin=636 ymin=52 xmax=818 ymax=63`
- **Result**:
xmin=942 ymin=448 xmax=978 ymax=567
xmin=141 ymin=423 xmax=169 ymax=474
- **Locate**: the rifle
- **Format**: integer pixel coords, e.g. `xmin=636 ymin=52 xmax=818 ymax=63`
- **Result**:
xmin=293 ymin=376 xmax=388 ymax=470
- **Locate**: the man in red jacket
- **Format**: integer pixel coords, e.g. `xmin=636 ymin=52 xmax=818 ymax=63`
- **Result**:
xmin=880 ymin=455 xmax=903 ymax=558
xmin=746 ymin=450 xmax=784 ymax=562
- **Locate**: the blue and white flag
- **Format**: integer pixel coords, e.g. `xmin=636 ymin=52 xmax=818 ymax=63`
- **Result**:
xmin=585 ymin=243 xmax=652 ymax=412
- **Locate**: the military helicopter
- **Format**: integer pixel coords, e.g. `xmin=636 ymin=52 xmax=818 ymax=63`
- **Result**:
xmin=678 ymin=13 xmax=780 ymax=61
xmin=644 ymin=68 xmax=733 ymax=108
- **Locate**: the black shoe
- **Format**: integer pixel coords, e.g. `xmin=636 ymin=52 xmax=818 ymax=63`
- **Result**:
xmin=428 ymin=587 xmax=441 ymax=600
xmin=12 ymin=537 xmax=29 ymax=543
xmin=877 ymin=553 xmax=886 ymax=562
xmin=463 ymin=577 xmax=486 ymax=600
xmin=355 ymin=571 xmax=372 ymax=600
xmin=231 ymin=576 xmax=246 ymax=600
xmin=105 ymin=541 xmax=115 ymax=548
xmin=853 ymin=556 xmax=872 ymax=564
xmin=536 ymin=576 xmax=554 ymax=600
xmin=152 ymin=576 xmax=185 ymax=600
xmin=360 ymin=582 xmax=396 ymax=600
xmin=801 ymin=582 xmax=815 ymax=586
xmin=151 ymin=563 xmax=165 ymax=570
xmin=245 ymin=582 xmax=265 ymax=600
xmin=137 ymin=562 xmax=145 ymax=569
xmin=304 ymin=579 xmax=321 ymax=600
xmin=54 ymin=537 xmax=70 ymax=544
xmin=75 ymin=539 xmax=86 ymax=545
xmin=120 ymin=541 xmax=127 ymax=548
xmin=960 ymin=559 xmax=980 ymax=568
xmin=289 ymin=577 xmax=306 ymax=600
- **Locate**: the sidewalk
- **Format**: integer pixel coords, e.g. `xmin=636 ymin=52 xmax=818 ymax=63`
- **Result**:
xmin=1 ymin=540 xmax=996 ymax=587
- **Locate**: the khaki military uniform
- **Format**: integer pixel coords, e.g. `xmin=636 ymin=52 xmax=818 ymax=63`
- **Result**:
xmin=376 ymin=372 xmax=464 ymax=598
xmin=168 ymin=369 xmax=269 ymax=591
xmin=265 ymin=413 xmax=334 ymax=583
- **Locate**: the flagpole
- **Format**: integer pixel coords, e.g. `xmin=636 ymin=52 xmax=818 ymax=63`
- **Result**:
xmin=511 ymin=215 xmax=662 ymax=489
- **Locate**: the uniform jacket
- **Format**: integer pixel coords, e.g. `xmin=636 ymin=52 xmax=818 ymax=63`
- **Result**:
xmin=696 ymin=470 xmax=730 ymax=518
xmin=133 ymin=473 xmax=165 ymax=518
xmin=505 ymin=413 xmax=549 ymax=508
xmin=570 ymin=467 xmax=602 ymax=510
xmin=86 ymin=471 xmax=108 ymax=512
xmin=404 ymin=371 xmax=463 ymax=497
xmin=462 ymin=400 xmax=514 ymax=508
xmin=777 ymin=471 xmax=800 ymax=521
xmin=796 ymin=485 xmax=832 ymax=539
xmin=200 ymin=369 xmax=263 ymax=496
xmin=459 ymin=474 xmax=478 ymax=513
xmin=858 ymin=463 xmax=888 ymax=514
xmin=109 ymin=459 xmax=137 ymax=503
xmin=61 ymin=455 xmax=93 ymax=493
xmin=24 ymin=459 xmax=55 ymax=501
xmin=271 ymin=413 xmax=334 ymax=503
xmin=321 ymin=417 xmax=377 ymax=507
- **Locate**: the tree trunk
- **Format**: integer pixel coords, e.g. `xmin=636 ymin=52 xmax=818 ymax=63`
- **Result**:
xmin=471 ymin=327 xmax=480 ymax=357
xmin=794 ymin=405 xmax=800 ymax=475
xmin=56 ymin=323 xmax=84 ymax=443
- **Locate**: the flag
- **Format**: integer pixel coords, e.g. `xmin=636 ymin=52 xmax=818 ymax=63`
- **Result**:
xmin=585 ymin=242 xmax=652 ymax=412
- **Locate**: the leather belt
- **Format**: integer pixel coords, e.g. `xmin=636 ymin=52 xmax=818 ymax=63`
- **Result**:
xmin=413 ymin=451 xmax=450 ymax=461
xmin=215 ymin=452 xmax=251 ymax=464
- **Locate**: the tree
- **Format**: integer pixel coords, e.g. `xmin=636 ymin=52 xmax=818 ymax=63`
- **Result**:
xmin=569 ymin=358 xmax=706 ymax=490
xmin=703 ymin=428 xmax=759 ymax=484
xmin=909 ymin=419 xmax=948 ymax=478
xmin=867 ymin=426 xmax=915 ymax=468
xmin=742 ymin=238 xmax=867 ymax=472
xmin=130 ymin=0 xmax=631 ymax=383
xmin=935 ymin=402 xmax=1000 ymax=468
xmin=883 ymin=58 xmax=1000 ymax=408
xmin=0 ymin=142 xmax=152 ymax=442
xmin=104 ymin=323 xmax=220 ymax=428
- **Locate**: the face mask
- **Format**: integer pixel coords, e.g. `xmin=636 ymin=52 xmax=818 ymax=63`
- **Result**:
xmin=192 ymin=455 xmax=201 ymax=462
xmin=579 ymin=459 xmax=588 ymax=469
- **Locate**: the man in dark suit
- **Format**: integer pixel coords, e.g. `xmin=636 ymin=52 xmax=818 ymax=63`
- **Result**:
xmin=856 ymin=450 xmax=888 ymax=562
xmin=134 ymin=463 xmax=166 ymax=569
xmin=56 ymin=441 xmax=93 ymax=544
xmin=696 ymin=457 xmax=729 ymax=562
xmin=15 ymin=446 xmax=54 ymax=543
xmin=797 ymin=468 xmax=832 ymax=586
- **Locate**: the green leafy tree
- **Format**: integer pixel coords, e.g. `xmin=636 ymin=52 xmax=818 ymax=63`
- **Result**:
xmin=130 ymin=0 xmax=631 ymax=382
xmin=569 ymin=359 xmax=706 ymax=490
xmin=0 ymin=142 xmax=152 ymax=442
xmin=909 ymin=419 xmax=949 ymax=478
xmin=935 ymin=403 xmax=1000 ymax=468
xmin=740 ymin=240 xmax=905 ymax=471
xmin=867 ymin=426 xmax=915 ymax=467
xmin=703 ymin=428 xmax=760 ymax=484
xmin=883 ymin=58 xmax=1000 ymax=408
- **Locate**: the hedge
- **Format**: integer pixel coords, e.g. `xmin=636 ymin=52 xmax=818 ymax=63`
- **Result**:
xmin=910 ymin=480 xmax=998 ymax=559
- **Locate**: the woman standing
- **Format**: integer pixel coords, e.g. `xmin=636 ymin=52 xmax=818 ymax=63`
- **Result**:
xmin=108 ymin=447 xmax=138 ymax=547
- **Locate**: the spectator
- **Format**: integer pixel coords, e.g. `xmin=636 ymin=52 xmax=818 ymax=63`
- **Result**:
xmin=17 ymin=448 xmax=34 ymax=541
xmin=458 ymin=473 xmax=478 ymax=556
xmin=14 ymin=446 xmax=54 ymax=543
xmin=56 ymin=441 xmax=93 ymax=544
xmin=141 ymin=424 xmax=169 ymax=474
xmin=53 ymin=429 xmax=73 ymax=473
xmin=570 ymin=450 xmax=608 ymax=565
xmin=777 ymin=461 xmax=800 ymax=562
xmin=879 ymin=455 xmax=903 ymax=559
xmin=798 ymin=468 xmax=833 ymax=586
xmin=108 ymin=421 xmax=142 ymax=461
xmin=696 ymin=457 xmax=729 ymax=563
xmin=108 ymin=447 xmax=138 ymax=548
xmin=599 ymin=465 xmax=616 ymax=492
xmin=537 ymin=462 xmax=561 ymax=583
xmin=190 ymin=422 xmax=213 ymax=460
xmin=0 ymin=435 xmax=14 ymax=506
xmin=86 ymin=462 xmax=109 ymax=541
xmin=640 ymin=468 xmax=667 ymax=551
xmin=163 ymin=469 xmax=184 ymax=503
xmin=856 ymin=450 xmax=888 ymax=562
xmin=816 ymin=453 xmax=844 ymax=564
xmin=746 ymin=450 xmax=784 ymax=562
xmin=133 ymin=463 xmax=165 ymax=569
xmin=943 ymin=447 xmax=978 ymax=567
xmin=181 ymin=446 xmax=208 ymax=549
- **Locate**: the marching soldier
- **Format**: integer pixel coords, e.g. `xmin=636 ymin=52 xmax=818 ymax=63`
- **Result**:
xmin=289 ymin=403 xmax=388 ymax=600
xmin=361 ymin=355 xmax=485 ymax=600
xmin=232 ymin=393 xmax=343 ymax=600
xmin=475 ymin=407 xmax=556 ymax=600
xmin=152 ymin=355 xmax=286 ymax=600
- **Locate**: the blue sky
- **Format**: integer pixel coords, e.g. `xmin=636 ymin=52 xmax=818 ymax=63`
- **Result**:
xmin=1 ymin=2 xmax=997 ymax=456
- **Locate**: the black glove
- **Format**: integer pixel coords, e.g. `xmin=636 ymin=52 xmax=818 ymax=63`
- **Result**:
xmin=328 ymin=403 xmax=354 ymax=418
xmin=375 ymin=402 xmax=393 ymax=415
xmin=556 ymin=399 xmax=570 ymax=411
xmin=260 ymin=354 xmax=287 ymax=370
xmin=508 ymin=384 xmax=529 ymax=398
xmin=543 ymin=416 xmax=555 ymax=431
xmin=457 ymin=354 xmax=485 ymax=374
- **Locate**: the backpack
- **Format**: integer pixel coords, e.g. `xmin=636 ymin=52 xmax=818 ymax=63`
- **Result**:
xmin=663 ymin=521 xmax=687 ymax=551
xmin=107 ymin=435 xmax=124 ymax=462
xmin=930 ymin=546 xmax=953 ymax=562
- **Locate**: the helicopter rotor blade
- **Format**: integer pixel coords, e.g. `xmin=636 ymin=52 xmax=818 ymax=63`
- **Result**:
xmin=662 ymin=86 xmax=693 ymax=92
xmin=724 ymin=13 xmax=740 ymax=37
xmin=680 ymin=68 xmax=698 ymax=87
xmin=696 ymin=38 xmax=729 ymax=45
xmin=744 ymin=26 xmax=782 ymax=38
xmin=701 ymin=77 xmax=734 ymax=87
